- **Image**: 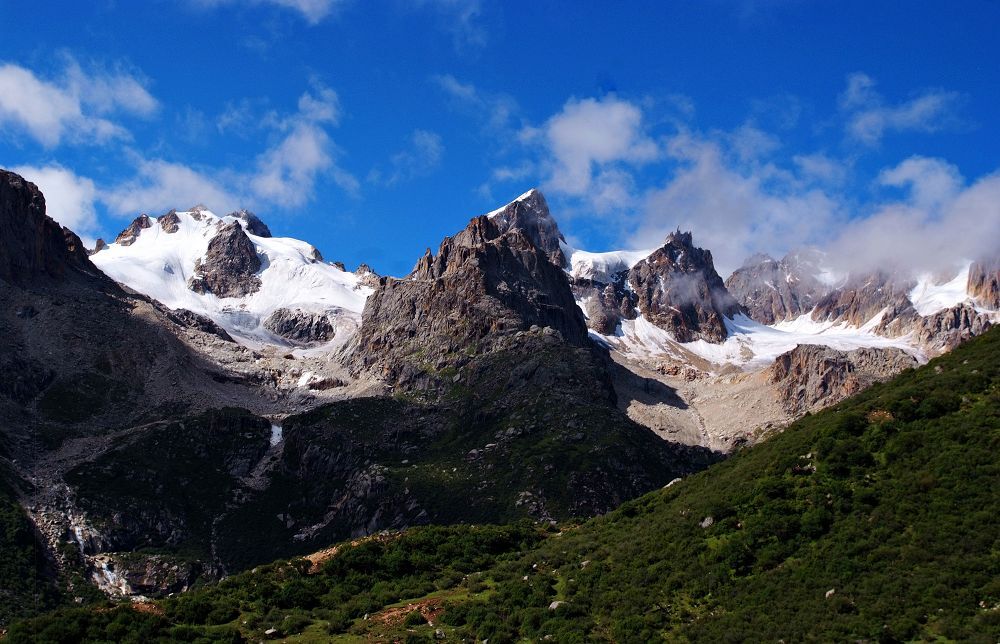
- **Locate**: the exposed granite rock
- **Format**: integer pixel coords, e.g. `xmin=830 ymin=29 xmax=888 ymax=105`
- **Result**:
xmin=767 ymin=344 xmax=918 ymax=414
xmin=115 ymin=214 xmax=152 ymax=246
xmin=487 ymin=189 xmax=568 ymax=268
xmin=187 ymin=221 xmax=262 ymax=298
xmin=968 ymin=257 xmax=1000 ymax=309
xmin=572 ymin=272 xmax=637 ymax=335
xmin=628 ymin=231 xmax=742 ymax=343
xmin=0 ymin=169 xmax=105 ymax=285
xmin=910 ymin=303 xmax=993 ymax=353
xmin=228 ymin=209 xmax=272 ymax=238
xmin=165 ymin=308 xmax=235 ymax=343
xmin=811 ymin=270 xmax=916 ymax=328
xmin=346 ymin=208 xmax=587 ymax=388
xmin=354 ymin=263 xmax=381 ymax=288
xmin=158 ymin=209 xmax=181 ymax=233
xmin=725 ymin=250 xmax=829 ymax=324
xmin=89 ymin=238 xmax=108 ymax=255
xmin=264 ymin=308 xmax=336 ymax=344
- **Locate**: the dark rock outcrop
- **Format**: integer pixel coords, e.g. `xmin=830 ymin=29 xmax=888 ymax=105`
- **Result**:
xmin=968 ymin=257 xmax=1000 ymax=310
xmin=158 ymin=209 xmax=181 ymax=233
xmin=0 ymin=169 xmax=104 ymax=285
xmin=187 ymin=222 xmax=262 ymax=298
xmin=347 ymin=203 xmax=587 ymax=387
xmin=263 ymin=308 xmax=336 ymax=344
xmin=165 ymin=308 xmax=235 ymax=343
xmin=725 ymin=250 xmax=829 ymax=325
xmin=115 ymin=214 xmax=152 ymax=246
xmin=572 ymin=272 xmax=637 ymax=335
xmin=767 ymin=344 xmax=918 ymax=414
xmin=487 ymin=189 xmax=568 ymax=268
xmin=89 ymin=238 xmax=108 ymax=255
xmin=628 ymin=231 xmax=742 ymax=343
xmin=228 ymin=209 xmax=272 ymax=238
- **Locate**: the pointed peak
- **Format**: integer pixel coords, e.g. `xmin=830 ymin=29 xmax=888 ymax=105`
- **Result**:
xmin=227 ymin=209 xmax=272 ymax=238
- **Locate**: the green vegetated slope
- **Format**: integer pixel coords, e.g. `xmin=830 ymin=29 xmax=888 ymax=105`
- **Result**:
xmin=8 ymin=327 xmax=1000 ymax=642
xmin=0 ymin=462 xmax=61 ymax=627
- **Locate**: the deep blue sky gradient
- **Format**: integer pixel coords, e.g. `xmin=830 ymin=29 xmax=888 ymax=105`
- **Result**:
xmin=1 ymin=1 xmax=998 ymax=275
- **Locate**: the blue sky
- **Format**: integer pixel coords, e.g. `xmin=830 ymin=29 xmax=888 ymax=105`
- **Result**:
xmin=1 ymin=0 xmax=998 ymax=276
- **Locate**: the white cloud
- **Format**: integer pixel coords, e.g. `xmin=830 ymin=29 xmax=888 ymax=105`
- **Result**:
xmin=103 ymin=158 xmax=240 ymax=216
xmin=193 ymin=0 xmax=344 ymax=24
xmin=11 ymin=164 xmax=100 ymax=235
xmin=370 ymin=129 xmax=444 ymax=186
xmin=526 ymin=96 xmax=660 ymax=210
xmin=825 ymin=157 xmax=999 ymax=274
xmin=629 ymin=132 xmax=843 ymax=275
xmin=0 ymin=58 xmax=156 ymax=148
xmin=840 ymin=72 xmax=962 ymax=146
xmin=434 ymin=74 xmax=517 ymax=132
xmin=105 ymin=82 xmax=356 ymax=215
xmin=793 ymin=153 xmax=847 ymax=186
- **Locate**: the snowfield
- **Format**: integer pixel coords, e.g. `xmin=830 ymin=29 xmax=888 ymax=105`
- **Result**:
xmin=92 ymin=209 xmax=372 ymax=346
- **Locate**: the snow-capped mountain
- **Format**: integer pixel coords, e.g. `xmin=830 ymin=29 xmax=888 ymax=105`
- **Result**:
xmin=91 ymin=207 xmax=374 ymax=347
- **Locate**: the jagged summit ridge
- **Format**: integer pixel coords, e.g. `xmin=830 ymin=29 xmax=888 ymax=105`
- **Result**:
xmin=347 ymin=191 xmax=587 ymax=387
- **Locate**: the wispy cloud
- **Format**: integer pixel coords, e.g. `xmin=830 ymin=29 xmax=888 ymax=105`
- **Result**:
xmin=192 ymin=0 xmax=346 ymax=24
xmin=0 ymin=56 xmax=157 ymax=148
xmin=415 ymin=0 xmax=487 ymax=51
xmin=839 ymin=72 xmax=963 ymax=146
xmin=104 ymin=82 xmax=357 ymax=216
xmin=369 ymin=129 xmax=444 ymax=186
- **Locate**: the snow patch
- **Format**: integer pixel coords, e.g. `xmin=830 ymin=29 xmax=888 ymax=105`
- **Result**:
xmin=602 ymin=312 xmax=921 ymax=372
xmin=909 ymin=263 xmax=972 ymax=316
xmin=270 ymin=424 xmax=283 ymax=446
xmin=92 ymin=210 xmax=372 ymax=346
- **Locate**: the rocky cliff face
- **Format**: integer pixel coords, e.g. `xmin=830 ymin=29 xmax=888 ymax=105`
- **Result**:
xmin=968 ymin=257 xmax=1000 ymax=309
xmin=230 ymin=209 xmax=272 ymax=238
xmin=811 ymin=270 xmax=916 ymax=328
xmin=0 ymin=169 xmax=103 ymax=285
xmin=264 ymin=308 xmax=336 ymax=344
xmin=628 ymin=231 xmax=742 ymax=343
xmin=487 ymin=189 xmax=568 ymax=268
xmin=767 ymin=344 xmax=918 ymax=414
xmin=188 ymin=221 xmax=262 ymax=298
xmin=573 ymin=272 xmax=637 ymax=335
xmin=725 ymin=250 xmax=829 ymax=325
xmin=346 ymin=201 xmax=586 ymax=388
xmin=115 ymin=214 xmax=152 ymax=246
xmin=909 ymin=303 xmax=994 ymax=353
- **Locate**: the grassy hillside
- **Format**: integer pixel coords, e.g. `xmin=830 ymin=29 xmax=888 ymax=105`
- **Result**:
xmin=7 ymin=327 xmax=999 ymax=642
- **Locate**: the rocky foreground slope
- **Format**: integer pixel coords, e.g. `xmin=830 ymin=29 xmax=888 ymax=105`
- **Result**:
xmin=11 ymin=326 xmax=999 ymax=642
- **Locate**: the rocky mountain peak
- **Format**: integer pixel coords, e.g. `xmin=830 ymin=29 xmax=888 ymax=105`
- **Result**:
xmin=228 ymin=209 xmax=272 ymax=238
xmin=968 ymin=257 xmax=1000 ymax=309
xmin=811 ymin=269 xmax=916 ymax=328
xmin=726 ymin=249 xmax=829 ymax=325
xmin=486 ymin=189 xmax=568 ymax=268
xmin=158 ymin=209 xmax=181 ymax=233
xmin=0 ymin=169 xmax=104 ymax=285
xmin=115 ymin=214 xmax=153 ymax=246
xmin=187 ymin=221 xmax=262 ymax=298
xmin=346 ymin=200 xmax=586 ymax=387
xmin=628 ymin=230 xmax=742 ymax=343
